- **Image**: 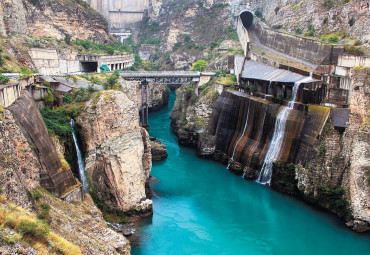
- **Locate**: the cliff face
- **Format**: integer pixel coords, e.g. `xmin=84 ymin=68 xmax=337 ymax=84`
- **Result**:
xmin=120 ymin=79 xmax=170 ymax=112
xmin=253 ymin=0 xmax=369 ymax=41
xmin=170 ymin=81 xmax=220 ymax=148
xmin=0 ymin=108 xmax=40 ymax=209
xmin=141 ymin=1 xmax=235 ymax=69
xmin=78 ymin=91 xmax=152 ymax=213
xmin=0 ymin=0 xmax=111 ymax=42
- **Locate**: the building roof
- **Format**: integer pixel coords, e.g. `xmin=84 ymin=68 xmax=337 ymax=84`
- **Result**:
xmin=55 ymin=84 xmax=73 ymax=93
xmin=75 ymin=80 xmax=104 ymax=90
xmin=0 ymin=82 xmax=20 ymax=91
xmin=241 ymin=60 xmax=320 ymax=84
xmin=40 ymin=75 xmax=57 ymax=83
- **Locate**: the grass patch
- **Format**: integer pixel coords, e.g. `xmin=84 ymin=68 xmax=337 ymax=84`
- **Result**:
xmin=0 ymin=200 xmax=81 ymax=254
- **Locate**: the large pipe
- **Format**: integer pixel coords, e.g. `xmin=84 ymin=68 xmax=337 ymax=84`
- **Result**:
xmin=239 ymin=11 xmax=254 ymax=29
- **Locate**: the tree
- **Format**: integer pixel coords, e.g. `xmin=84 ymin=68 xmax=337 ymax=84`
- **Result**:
xmin=191 ymin=60 xmax=207 ymax=71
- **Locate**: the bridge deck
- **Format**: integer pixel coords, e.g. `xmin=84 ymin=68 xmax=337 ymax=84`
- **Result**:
xmin=119 ymin=71 xmax=201 ymax=78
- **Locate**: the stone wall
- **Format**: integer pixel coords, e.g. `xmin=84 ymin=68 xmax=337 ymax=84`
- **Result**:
xmin=29 ymin=48 xmax=81 ymax=75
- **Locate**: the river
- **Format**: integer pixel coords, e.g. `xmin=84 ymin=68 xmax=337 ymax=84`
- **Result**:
xmin=132 ymin=91 xmax=370 ymax=255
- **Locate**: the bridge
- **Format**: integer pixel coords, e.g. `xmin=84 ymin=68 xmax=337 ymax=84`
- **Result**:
xmin=119 ymin=71 xmax=203 ymax=85
xmin=120 ymin=71 xmax=214 ymax=128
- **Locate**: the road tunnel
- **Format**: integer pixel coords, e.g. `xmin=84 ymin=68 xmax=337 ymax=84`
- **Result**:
xmin=80 ymin=61 xmax=98 ymax=73
xmin=240 ymin=11 xmax=254 ymax=29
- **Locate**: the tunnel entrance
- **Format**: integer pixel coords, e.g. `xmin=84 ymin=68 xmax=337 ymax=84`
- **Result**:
xmin=80 ymin=62 xmax=98 ymax=73
xmin=240 ymin=11 xmax=254 ymax=29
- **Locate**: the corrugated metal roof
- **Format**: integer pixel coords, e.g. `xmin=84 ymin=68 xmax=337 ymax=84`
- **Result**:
xmin=55 ymin=84 xmax=73 ymax=93
xmin=40 ymin=75 xmax=57 ymax=83
xmin=332 ymin=108 xmax=350 ymax=128
xmin=75 ymin=80 xmax=104 ymax=90
xmin=241 ymin=60 xmax=320 ymax=83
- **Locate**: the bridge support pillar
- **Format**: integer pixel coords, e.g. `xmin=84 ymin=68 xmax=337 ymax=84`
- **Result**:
xmin=141 ymin=80 xmax=149 ymax=130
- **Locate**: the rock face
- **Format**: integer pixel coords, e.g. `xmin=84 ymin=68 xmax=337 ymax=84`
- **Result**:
xmin=44 ymin=192 xmax=130 ymax=254
xmin=170 ymin=82 xmax=220 ymax=148
xmin=78 ymin=91 xmax=152 ymax=213
xmin=150 ymin=138 xmax=168 ymax=161
xmin=0 ymin=0 xmax=111 ymax=42
xmin=120 ymin=79 xmax=170 ymax=112
xmin=0 ymin=109 xmax=40 ymax=209
xmin=257 ymin=0 xmax=370 ymax=41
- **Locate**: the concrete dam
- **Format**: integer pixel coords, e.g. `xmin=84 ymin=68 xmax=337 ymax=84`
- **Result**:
xmin=84 ymin=0 xmax=149 ymax=30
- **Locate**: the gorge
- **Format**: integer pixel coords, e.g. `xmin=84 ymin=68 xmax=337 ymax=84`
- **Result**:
xmin=0 ymin=0 xmax=369 ymax=253
xmin=132 ymin=91 xmax=370 ymax=254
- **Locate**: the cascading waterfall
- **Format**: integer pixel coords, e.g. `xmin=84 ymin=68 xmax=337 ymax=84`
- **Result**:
xmin=258 ymin=74 xmax=312 ymax=185
xmin=228 ymin=100 xmax=251 ymax=169
xmin=257 ymin=107 xmax=290 ymax=185
xmin=70 ymin=119 xmax=88 ymax=191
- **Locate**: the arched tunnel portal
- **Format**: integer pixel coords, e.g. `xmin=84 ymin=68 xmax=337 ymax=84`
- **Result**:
xmin=239 ymin=11 xmax=254 ymax=29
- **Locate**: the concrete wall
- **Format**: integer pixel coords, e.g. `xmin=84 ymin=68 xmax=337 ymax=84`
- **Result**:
xmin=29 ymin=48 xmax=81 ymax=75
xmin=252 ymin=19 xmax=343 ymax=65
xmin=0 ymin=83 xmax=22 ymax=108
xmin=85 ymin=0 xmax=149 ymax=27
xmin=237 ymin=16 xmax=249 ymax=57
xmin=61 ymin=186 xmax=84 ymax=203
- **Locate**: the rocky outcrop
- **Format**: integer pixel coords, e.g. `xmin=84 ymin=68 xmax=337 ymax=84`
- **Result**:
xmin=43 ymin=191 xmax=130 ymax=254
xmin=78 ymin=91 xmax=152 ymax=214
xmin=0 ymin=109 xmax=40 ymax=209
xmin=170 ymin=82 xmax=220 ymax=148
xmin=0 ymin=0 xmax=111 ymax=42
xmin=257 ymin=0 xmax=370 ymax=41
xmin=150 ymin=138 xmax=168 ymax=161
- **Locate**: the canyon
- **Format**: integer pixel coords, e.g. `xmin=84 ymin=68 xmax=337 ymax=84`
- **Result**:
xmin=0 ymin=0 xmax=369 ymax=254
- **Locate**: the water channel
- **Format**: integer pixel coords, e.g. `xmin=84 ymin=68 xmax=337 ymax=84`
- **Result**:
xmin=132 ymin=91 xmax=370 ymax=255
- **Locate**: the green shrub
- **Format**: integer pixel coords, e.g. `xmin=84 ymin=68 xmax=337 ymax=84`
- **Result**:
xmin=32 ymin=192 xmax=43 ymax=201
xmin=0 ymin=75 xmax=9 ymax=84
xmin=304 ymin=30 xmax=315 ymax=37
xmin=40 ymin=107 xmax=72 ymax=138
xmin=144 ymin=38 xmax=161 ymax=44
xmin=64 ymin=33 xmax=71 ymax=45
xmin=255 ymin=10 xmax=263 ymax=18
xmin=295 ymin=28 xmax=303 ymax=34
xmin=63 ymin=95 xmax=72 ymax=103
xmin=323 ymin=16 xmax=329 ymax=25
xmin=353 ymin=40 xmax=363 ymax=46
xmin=308 ymin=23 xmax=315 ymax=32
xmin=349 ymin=16 xmax=355 ymax=26
xmin=17 ymin=220 xmax=50 ymax=240
xmin=272 ymin=24 xmax=283 ymax=30
xmin=191 ymin=60 xmax=207 ymax=71
xmin=328 ymin=36 xmax=339 ymax=43
xmin=320 ymin=35 xmax=327 ymax=42
xmin=344 ymin=44 xmax=365 ymax=55
xmin=209 ymin=41 xmax=218 ymax=50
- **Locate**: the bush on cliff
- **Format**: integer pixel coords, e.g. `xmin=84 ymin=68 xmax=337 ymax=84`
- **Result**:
xmin=191 ymin=60 xmax=207 ymax=71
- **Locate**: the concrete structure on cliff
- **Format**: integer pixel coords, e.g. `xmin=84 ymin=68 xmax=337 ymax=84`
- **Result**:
xmin=84 ymin=0 xmax=149 ymax=32
xmin=29 ymin=48 xmax=134 ymax=74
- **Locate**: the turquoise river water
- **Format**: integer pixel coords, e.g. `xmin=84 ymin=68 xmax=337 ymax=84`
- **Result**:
xmin=132 ymin=91 xmax=370 ymax=255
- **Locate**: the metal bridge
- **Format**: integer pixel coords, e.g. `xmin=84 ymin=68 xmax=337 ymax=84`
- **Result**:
xmin=119 ymin=71 xmax=202 ymax=85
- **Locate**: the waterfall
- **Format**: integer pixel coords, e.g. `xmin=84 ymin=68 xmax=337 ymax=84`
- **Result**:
xmin=257 ymin=107 xmax=290 ymax=185
xmin=71 ymin=119 xmax=88 ymax=191
xmin=268 ymin=81 xmax=272 ymax=95
xmin=228 ymin=100 xmax=251 ymax=169
xmin=258 ymin=74 xmax=312 ymax=185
